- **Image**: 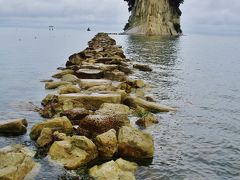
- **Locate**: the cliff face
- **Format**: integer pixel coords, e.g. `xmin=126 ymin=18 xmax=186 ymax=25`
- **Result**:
xmin=124 ymin=0 xmax=182 ymax=36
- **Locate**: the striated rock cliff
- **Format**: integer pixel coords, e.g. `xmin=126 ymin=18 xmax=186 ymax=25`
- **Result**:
xmin=124 ymin=0 xmax=183 ymax=36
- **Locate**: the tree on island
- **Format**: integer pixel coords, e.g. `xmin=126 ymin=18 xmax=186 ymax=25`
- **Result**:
xmin=124 ymin=0 xmax=184 ymax=35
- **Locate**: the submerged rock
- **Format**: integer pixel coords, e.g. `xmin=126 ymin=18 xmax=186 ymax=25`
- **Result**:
xmin=133 ymin=64 xmax=152 ymax=72
xmin=95 ymin=129 xmax=117 ymax=158
xmin=30 ymin=116 xmax=73 ymax=140
xmin=0 ymin=118 xmax=28 ymax=136
xmin=0 ymin=145 xmax=38 ymax=180
xmin=48 ymin=135 xmax=98 ymax=170
xmin=118 ymin=126 xmax=154 ymax=159
xmin=89 ymin=158 xmax=138 ymax=180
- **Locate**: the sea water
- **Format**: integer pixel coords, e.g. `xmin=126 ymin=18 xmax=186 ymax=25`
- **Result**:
xmin=0 ymin=27 xmax=239 ymax=179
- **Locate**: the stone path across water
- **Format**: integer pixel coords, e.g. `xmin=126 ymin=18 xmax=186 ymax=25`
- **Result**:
xmin=0 ymin=33 xmax=176 ymax=180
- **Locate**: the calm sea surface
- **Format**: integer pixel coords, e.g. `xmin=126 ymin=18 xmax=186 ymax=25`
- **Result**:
xmin=0 ymin=28 xmax=239 ymax=180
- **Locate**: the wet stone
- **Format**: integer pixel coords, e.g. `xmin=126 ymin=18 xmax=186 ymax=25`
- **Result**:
xmin=76 ymin=69 xmax=104 ymax=79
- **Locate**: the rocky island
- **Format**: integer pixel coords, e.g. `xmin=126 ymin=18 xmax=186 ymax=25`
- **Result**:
xmin=124 ymin=0 xmax=184 ymax=35
xmin=0 ymin=33 xmax=176 ymax=179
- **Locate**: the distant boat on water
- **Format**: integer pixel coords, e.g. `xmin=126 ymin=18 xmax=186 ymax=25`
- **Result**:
xmin=87 ymin=27 xmax=91 ymax=31
xmin=49 ymin=26 xmax=54 ymax=31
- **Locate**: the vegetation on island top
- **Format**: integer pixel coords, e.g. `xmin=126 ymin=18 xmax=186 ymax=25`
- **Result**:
xmin=124 ymin=0 xmax=184 ymax=11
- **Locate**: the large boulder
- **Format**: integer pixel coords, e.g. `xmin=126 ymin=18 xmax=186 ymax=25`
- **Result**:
xmin=95 ymin=103 xmax=131 ymax=116
xmin=124 ymin=95 xmax=177 ymax=112
xmin=95 ymin=129 xmax=117 ymax=158
xmin=78 ymin=115 xmax=129 ymax=138
xmin=52 ymin=69 xmax=74 ymax=78
xmin=48 ymin=135 xmax=98 ymax=170
xmin=30 ymin=116 xmax=73 ymax=140
xmin=45 ymin=81 xmax=71 ymax=89
xmin=0 ymin=145 xmax=38 ymax=180
xmin=66 ymin=53 xmax=84 ymax=66
xmin=58 ymin=93 xmax=121 ymax=110
xmin=89 ymin=158 xmax=138 ymax=180
xmin=76 ymin=69 xmax=104 ymax=79
xmin=118 ymin=126 xmax=154 ymax=159
xmin=0 ymin=118 xmax=28 ymax=136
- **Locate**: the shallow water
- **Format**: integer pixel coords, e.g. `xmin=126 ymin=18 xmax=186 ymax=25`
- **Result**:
xmin=0 ymin=28 xmax=240 ymax=179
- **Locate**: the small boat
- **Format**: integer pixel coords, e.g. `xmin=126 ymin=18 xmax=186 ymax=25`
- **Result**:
xmin=87 ymin=28 xmax=91 ymax=31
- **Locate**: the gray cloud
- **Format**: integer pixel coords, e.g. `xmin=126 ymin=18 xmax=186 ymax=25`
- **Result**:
xmin=181 ymin=0 xmax=240 ymax=34
xmin=0 ymin=0 xmax=240 ymax=34
xmin=0 ymin=0 xmax=129 ymax=31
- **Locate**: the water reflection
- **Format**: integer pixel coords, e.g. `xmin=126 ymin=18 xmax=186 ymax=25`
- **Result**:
xmin=126 ymin=35 xmax=180 ymax=66
xmin=126 ymin=35 xmax=182 ymax=103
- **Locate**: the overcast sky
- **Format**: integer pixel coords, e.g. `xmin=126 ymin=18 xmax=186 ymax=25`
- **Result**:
xmin=0 ymin=0 xmax=240 ymax=34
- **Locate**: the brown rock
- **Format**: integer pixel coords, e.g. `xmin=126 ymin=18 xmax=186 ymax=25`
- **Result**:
xmin=61 ymin=74 xmax=79 ymax=84
xmin=133 ymin=64 xmax=152 ymax=72
xmin=58 ymin=93 xmax=122 ymax=111
xmin=45 ymin=81 xmax=71 ymax=89
xmin=104 ymin=70 xmax=127 ymax=81
xmin=0 ymin=118 xmax=28 ymax=136
xmin=95 ymin=129 xmax=117 ymax=158
xmin=58 ymin=84 xmax=81 ymax=94
xmin=48 ymin=135 xmax=98 ymax=170
xmin=60 ymin=108 xmax=90 ymax=125
xmin=52 ymin=69 xmax=74 ymax=79
xmin=78 ymin=114 xmax=129 ymax=138
xmin=0 ymin=145 xmax=38 ymax=180
xmin=30 ymin=116 xmax=73 ymax=140
xmin=89 ymin=158 xmax=138 ymax=180
xmin=95 ymin=103 xmax=131 ymax=116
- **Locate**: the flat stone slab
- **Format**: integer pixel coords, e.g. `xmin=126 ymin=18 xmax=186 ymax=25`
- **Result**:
xmin=79 ymin=79 xmax=112 ymax=89
xmin=58 ymin=93 xmax=122 ymax=110
xmin=80 ymin=63 xmax=118 ymax=71
xmin=76 ymin=69 xmax=104 ymax=79
xmin=124 ymin=95 xmax=177 ymax=112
